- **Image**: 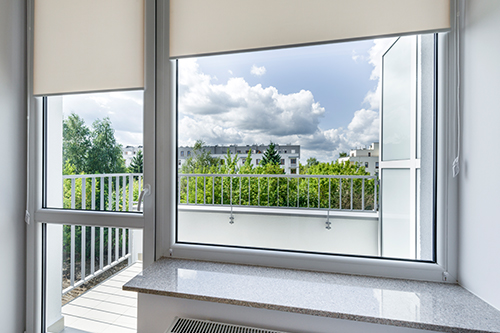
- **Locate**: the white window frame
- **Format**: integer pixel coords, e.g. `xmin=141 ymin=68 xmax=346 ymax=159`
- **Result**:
xmin=25 ymin=0 xmax=157 ymax=331
xmin=156 ymin=1 xmax=459 ymax=284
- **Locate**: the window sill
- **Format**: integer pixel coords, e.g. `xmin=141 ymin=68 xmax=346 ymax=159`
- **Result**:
xmin=123 ymin=257 xmax=500 ymax=333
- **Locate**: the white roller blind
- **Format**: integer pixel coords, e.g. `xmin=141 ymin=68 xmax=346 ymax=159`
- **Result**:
xmin=34 ymin=0 xmax=144 ymax=96
xmin=170 ymin=0 xmax=450 ymax=58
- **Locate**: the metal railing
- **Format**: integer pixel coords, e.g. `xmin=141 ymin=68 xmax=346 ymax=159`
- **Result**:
xmin=61 ymin=173 xmax=142 ymax=294
xmin=178 ymin=173 xmax=378 ymax=212
xmin=62 ymin=225 xmax=130 ymax=295
xmin=63 ymin=173 xmax=143 ymax=211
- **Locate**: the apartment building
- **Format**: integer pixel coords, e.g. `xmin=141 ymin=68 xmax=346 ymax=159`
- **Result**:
xmin=178 ymin=144 xmax=300 ymax=174
xmin=337 ymin=142 xmax=379 ymax=175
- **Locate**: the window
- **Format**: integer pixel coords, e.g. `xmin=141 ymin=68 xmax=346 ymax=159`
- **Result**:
xmin=181 ymin=151 xmax=184 ymax=156
xmin=187 ymin=151 xmax=191 ymax=156
xmin=291 ymin=149 xmax=296 ymax=153
xmin=172 ymin=32 xmax=443 ymax=278
xmin=281 ymin=159 xmax=285 ymax=165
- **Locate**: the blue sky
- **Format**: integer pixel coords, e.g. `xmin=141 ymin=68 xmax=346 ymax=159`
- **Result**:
xmin=178 ymin=38 xmax=396 ymax=162
xmin=195 ymin=40 xmax=376 ymax=130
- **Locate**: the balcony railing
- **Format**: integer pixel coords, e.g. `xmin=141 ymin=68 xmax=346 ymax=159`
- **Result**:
xmin=178 ymin=173 xmax=378 ymax=212
xmin=63 ymin=173 xmax=144 ymax=211
xmin=61 ymin=173 xmax=143 ymax=294
xmin=62 ymin=225 xmax=131 ymax=295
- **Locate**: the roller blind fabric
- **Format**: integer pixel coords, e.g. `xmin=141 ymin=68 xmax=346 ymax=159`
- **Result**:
xmin=33 ymin=0 xmax=144 ymax=96
xmin=170 ymin=0 xmax=450 ymax=58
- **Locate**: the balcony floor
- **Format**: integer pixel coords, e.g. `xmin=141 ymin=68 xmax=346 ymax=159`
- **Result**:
xmin=61 ymin=262 xmax=142 ymax=333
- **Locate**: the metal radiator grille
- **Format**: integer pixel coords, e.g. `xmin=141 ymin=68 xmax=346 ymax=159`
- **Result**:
xmin=168 ymin=317 xmax=289 ymax=333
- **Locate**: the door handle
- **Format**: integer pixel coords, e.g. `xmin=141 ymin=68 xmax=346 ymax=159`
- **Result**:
xmin=137 ymin=183 xmax=151 ymax=212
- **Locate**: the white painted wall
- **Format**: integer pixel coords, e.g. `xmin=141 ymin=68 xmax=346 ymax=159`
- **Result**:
xmin=458 ymin=0 xmax=500 ymax=311
xmin=0 ymin=1 xmax=26 ymax=332
xmin=178 ymin=209 xmax=379 ymax=256
xmin=138 ymin=294 xmax=441 ymax=333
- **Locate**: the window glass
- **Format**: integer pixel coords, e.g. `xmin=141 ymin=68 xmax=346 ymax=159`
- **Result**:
xmin=176 ymin=36 xmax=435 ymax=260
xmin=45 ymin=91 xmax=144 ymax=212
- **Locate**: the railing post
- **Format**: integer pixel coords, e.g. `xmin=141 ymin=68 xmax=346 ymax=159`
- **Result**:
xmin=115 ymin=176 xmax=120 ymax=211
xmin=100 ymin=227 xmax=104 ymax=271
xmin=81 ymin=178 xmax=86 ymax=210
xmin=115 ymin=227 xmax=119 ymax=262
xmin=91 ymin=226 xmax=95 ymax=276
xmin=81 ymin=226 xmax=86 ymax=281
xmin=129 ymin=174 xmax=133 ymax=211
xmin=108 ymin=176 xmax=112 ymax=211
xmin=71 ymin=179 xmax=75 ymax=209
xmin=122 ymin=175 xmax=126 ymax=211
xmin=100 ymin=176 xmax=104 ymax=211
xmin=91 ymin=177 xmax=96 ymax=210
xmin=70 ymin=225 xmax=75 ymax=287
xmin=108 ymin=227 xmax=112 ymax=266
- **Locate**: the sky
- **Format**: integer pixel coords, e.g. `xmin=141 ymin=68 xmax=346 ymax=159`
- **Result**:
xmin=59 ymin=37 xmax=396 ymax=162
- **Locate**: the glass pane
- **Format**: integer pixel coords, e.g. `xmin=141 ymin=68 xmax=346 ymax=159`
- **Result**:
xmin=45 ymin=223 xmax=143 ymax=332
xmin=381 ymin=36 xmax=415 ymax=161
xmin=381 ymin=169 xmax=412 ymax=259
xmin=45 ymin=91 xmax=144 ymax=212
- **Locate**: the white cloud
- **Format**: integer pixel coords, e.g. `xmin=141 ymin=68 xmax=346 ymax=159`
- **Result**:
xmin=250 ymin=64 xmax=266 ymax=76
xmin=177 ymin=58 xmax=380 ymax=162
xmin=363 ymin=38 xmax=398 ymax=110
xmin=228 ymin=69 xmax=233 ymax=75
xmin=61 ymin=91 xmax=144 ymax=146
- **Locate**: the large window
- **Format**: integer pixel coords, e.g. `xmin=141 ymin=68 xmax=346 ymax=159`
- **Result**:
xmin=175 ymin=34 xmax=436 ymax=261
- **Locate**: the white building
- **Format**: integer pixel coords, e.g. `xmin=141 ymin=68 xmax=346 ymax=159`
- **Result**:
xmin=178 ymin=144 xmax=300 ymax=174
xmin=122 ymin=145 xmax=143 ymax=167
xmin=337 ymin=142 xmax=379 ymax=175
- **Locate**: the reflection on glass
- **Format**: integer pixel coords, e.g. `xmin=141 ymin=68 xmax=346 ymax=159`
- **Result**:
xmin=382 ymin=36 xmax=415 ymax=161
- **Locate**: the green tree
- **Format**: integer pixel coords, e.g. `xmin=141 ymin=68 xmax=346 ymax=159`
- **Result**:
xmin=129 ymin=149 xmax=143 ymax=173
xmin=180 ymin=140 xmax=221 ymax=173
xmin=306 ymin=157 xmax=319 ymax=167
xmin=338 ymin=152 xmax=348 ymax=158
xmin=63 ymin=113 xmax=90 ymax=174
xmin=261 ymin=142 xmax=281 ymax=166
xmin=86 ymin=118 xmax=126 ymax=174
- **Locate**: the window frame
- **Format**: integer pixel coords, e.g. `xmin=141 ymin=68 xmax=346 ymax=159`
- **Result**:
xmin=25 ymin=0 xmax=157 ymax=331
xmin=157 ymin=0 xmax=459 ymax=283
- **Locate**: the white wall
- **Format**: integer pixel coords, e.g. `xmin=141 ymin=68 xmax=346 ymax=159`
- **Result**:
xmin=178 ymin=209 xmax=379 ymax=256
xmin=458 ymin=0 xmax=500 ymax=311
xmin=0 ymin=1 xmax=27 ymax=332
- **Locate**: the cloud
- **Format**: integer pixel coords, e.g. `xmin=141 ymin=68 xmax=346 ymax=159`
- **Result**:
xmin=178 ymin=58 xmax=379 ymax=162
xmin=61 ymin=90 xmax=144 ymax=146
xmin=363 ymin=38 xmax=398 ymax=110
xmin=250 ymin=64 xmax=266 ymax=76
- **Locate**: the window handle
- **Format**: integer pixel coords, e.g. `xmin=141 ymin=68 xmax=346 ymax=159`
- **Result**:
xmin=137 ymin=184 xmax=151 ymax=212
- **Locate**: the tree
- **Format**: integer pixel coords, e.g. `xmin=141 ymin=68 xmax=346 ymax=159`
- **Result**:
xmin=63 ymin=113 xmax=90 ymax=174
xmin=306 ymin=157 xmax=319 ymax=167
xmin=129 ymin=149 xmax=143 ymax=173
xmin=261 ymin=142 xmax=281 ymax=166
xmin=180 ymin=140 xmax=221 ymax=173
xmin=86 ymin=118 xmax=126 ymax=174
xmin=338 ymin=152 xmax=348 ymax=158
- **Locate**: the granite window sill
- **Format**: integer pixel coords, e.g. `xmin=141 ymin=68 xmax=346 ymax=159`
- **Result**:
xmin=123 ymin=257 xmax=500 ymax=333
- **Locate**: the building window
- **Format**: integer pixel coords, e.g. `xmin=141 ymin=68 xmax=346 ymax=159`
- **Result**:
xmin=291 ymin=149 xmax=296 ymax=153
xmin=290 ymin=158 xmax=297 ymax=164
xmin=256 ymin=159 xmax=260 ymax=164
xmin=368 ymin=152 xmax=371 ymax=157
xmin=180 ymin=151 xmax=184 ymax=156
xmin=376 ymin=162 xmax=379 ymax=168
xmin=365 ymin=162 xmax=369 ymax=168
xmin=187 ymin=151 xmax=191 ymax=156
xmin=290 ymin=168 xmax=297 ymax=174
xmin=281 ymin=159 xmax=285 ymax=165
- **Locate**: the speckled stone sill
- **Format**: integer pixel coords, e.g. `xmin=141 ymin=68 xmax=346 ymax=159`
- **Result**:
xmin=123 ymin=257 xmax=500 ymax=333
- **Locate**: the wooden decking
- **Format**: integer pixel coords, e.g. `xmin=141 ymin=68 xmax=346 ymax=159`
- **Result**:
xmin=61 ymin=262 xmax=142 ymax=333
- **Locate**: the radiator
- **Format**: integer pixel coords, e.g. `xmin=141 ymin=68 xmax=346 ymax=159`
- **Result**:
xmin=166 ymin=317 xmax=289 ymax=333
